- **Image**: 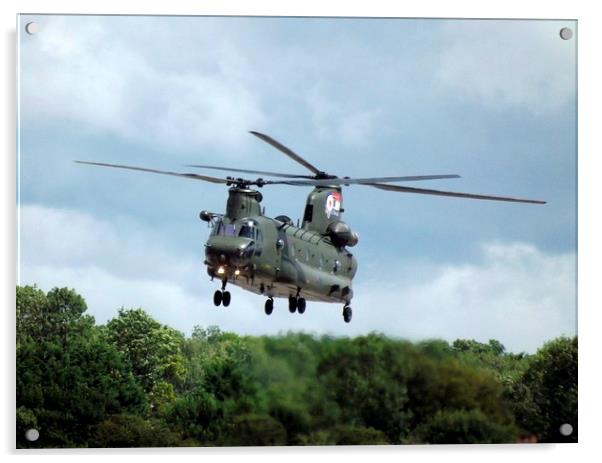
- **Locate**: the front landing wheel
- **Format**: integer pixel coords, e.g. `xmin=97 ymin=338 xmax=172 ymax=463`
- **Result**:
xmin=213 ymin=290 xmax=223 ymax=307
xmin=297 ymin=297 xmax=306 ymax=314
xmin=265 ymin=298 xmax=274 ymax=315
xmin=222 ymin=291 xmax=231 ymax=307
xmin=288 ymin=296 xmax=297 ymax=313
xmin=343 ymin=305 xmax=352 ymax=323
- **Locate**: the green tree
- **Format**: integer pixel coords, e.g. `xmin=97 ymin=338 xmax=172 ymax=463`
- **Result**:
xmin=105 ymin=308 xmax=186 ymax=411
xmin=164 ymin=386 xmax=222 ymax=443
xmin=245 ymin=333 xmax=319 ymax=442
xmin=299 ymin=425 xmax=389 ymax=445
xmin=404 ymin=348 xmax=516 ymax=439
xmin=89 ymin=415 xmax=182 ymax=447
xmin=17 ymin=286 xmax=94 ymax=343
xmin=16 ymin=286 xmax=147 ymax=448
xmin=317 ymin=334 xmax=411 ymax=443
xmin=166 ymin=327 xmax=260 ymax=444
xmin=16 ymin=284 xmax=578 ymax=447
xmin=220 ymin=414 xmax=287 ymax=446
xmin=452 ymin=338 xmax=529 ymax=382
xmin=183 ymin=327 xmax=256 ymax=404
xmin=415 ymin=409 xmax=517 ymax=444
xmin=16 ymin=285 xmax=47 ymax=344
xmin=510 ymin=337 xmax=577 ymax=442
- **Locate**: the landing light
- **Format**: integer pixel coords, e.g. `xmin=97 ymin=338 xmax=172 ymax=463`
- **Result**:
xmin=217 ymin=266 xmax=225 ymax=275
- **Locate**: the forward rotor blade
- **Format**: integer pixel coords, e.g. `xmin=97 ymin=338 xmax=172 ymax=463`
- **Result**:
xmin=366 ymin=182 xmax=546 ymax=204
xmin=266 ymin=174 xmax=461 ymax=186
xmin=250 ymin=131 xmax=323 ymax=176
xmin=186 ymin=164 xmax=315 ymax=179
xmin=75 ymin=161 xmax=230 ymax=184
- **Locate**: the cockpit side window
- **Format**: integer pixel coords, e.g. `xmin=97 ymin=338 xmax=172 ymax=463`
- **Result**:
xmin=303 ymin=204 xmax=313 ymax=223
xmin=211 ymin=220 xmax=223 ymax=236
xmin=239 ymin=225 xmax=256 ymax=239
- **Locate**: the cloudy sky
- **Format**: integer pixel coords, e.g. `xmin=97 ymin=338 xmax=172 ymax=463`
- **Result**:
xmin=17 ymin=15 xmax=576 ymax=353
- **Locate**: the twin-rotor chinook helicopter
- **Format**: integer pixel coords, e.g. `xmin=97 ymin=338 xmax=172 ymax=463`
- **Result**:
xmin=76 ymin=131 xmax=545 ymax=323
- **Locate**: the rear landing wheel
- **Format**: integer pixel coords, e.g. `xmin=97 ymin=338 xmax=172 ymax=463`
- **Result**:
xmin=288 ymin=296 xmax=297 ymax=313
xmin=297 ymin=297 xmax=306 ymax=314
xmin=343 ymin=305 xmax=352 ymax=323
xmin=213 ymin=290 xmax=223 ymax=307
xmin=222 ymin=291 xmax=231 ymax=307
xmin=264 ymin=298 xmax=274 ymax=315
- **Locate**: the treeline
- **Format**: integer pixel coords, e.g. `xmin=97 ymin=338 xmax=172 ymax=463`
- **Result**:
xmin=16 ymin=285 xmax=577 ymax=447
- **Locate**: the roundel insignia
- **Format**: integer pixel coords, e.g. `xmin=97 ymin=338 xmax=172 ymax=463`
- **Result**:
xmin=325 ymin=191 xmax=342 ymax=219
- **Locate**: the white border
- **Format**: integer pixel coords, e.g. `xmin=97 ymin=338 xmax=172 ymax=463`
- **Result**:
xmin=3 ymin=1 xmax=600 ymax=461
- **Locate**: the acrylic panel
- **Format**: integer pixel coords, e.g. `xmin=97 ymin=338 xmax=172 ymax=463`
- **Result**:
xmin=17 ymin=15 xmax=577 ymax=448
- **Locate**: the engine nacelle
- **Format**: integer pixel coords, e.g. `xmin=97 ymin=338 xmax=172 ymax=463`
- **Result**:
xmin=327 ymin=221 xmax=359 ymax=247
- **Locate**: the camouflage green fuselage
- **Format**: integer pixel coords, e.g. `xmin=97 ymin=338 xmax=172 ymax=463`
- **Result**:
xmin=204 ymin=187 xmax=357 ymax=304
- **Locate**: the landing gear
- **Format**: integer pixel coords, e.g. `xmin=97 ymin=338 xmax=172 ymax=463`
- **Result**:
xmin=214 ymin=280 xmax=230 ymax=307
xmin=288 ymin=295 xmax=307 ymax=314
xmin=343 ymin=305 xmax=352 ymax=323
xmin=264 ymin=298 xmax=274 ymax=315
xmin=222 ymin=291 xmax=231 ymax=307
xmin=297 ymin=297 xmax=306 ymax=314
xmin=288 ymin=295 xmax=297 ymax=313
xmin=213 ymin=290 xmax=223 ymax=307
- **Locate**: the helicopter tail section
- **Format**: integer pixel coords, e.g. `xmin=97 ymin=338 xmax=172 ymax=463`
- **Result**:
xmin=302 ymin=187 xmax=343 ymax=234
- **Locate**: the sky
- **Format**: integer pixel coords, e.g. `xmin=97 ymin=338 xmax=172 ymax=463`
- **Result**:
xmin=17 ymin=15 xmax=577 ymax=353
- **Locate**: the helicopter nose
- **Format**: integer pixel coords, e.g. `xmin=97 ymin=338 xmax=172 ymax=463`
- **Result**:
xmin=205 ymin=236 xmax=254 ymax=268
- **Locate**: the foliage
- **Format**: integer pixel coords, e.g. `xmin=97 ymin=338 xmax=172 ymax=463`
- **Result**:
xmin=415 ymin=409 xmax=517 ymax=444
xmin=220 ymin=414 xmax=287 ymax=446
xmin=16 ymin=285 xmax=578 ymax=447
xmin=509 ymin=337 xmax=577 ymax=442
xmin=105 ymin=308 xmax=186 ymax=411
xmin=89 ymin=415 xmax=182 ymax=447
xmin=299 ymin=425 xmax=389 ymax=445
xmin=451 ymin=338 xmax=530 ymax=382
xmin=16 ymin=286 xmax=147 ymax=448
xmin=316 ymin=334 xmax=412 ymax=443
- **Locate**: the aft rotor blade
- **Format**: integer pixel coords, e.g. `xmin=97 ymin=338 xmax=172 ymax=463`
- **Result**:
xmin=250 ymin=131 xmax=323 ymax=176
xmin=265 ymin=174 xmax=461 ymax=186
xmin=366 ymin=182 xmax=546 ymax=204
xmin=75 ymin=161 xmax=230 ymax=184
xmin=186 ymin=164 xmax=315 ymax=179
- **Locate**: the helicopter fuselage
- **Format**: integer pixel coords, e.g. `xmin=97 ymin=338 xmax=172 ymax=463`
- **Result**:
xmin=202 ymin=187 xmax=357 ymax=304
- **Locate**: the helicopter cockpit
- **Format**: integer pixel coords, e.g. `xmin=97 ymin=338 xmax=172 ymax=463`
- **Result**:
xmin=211 ymin=219 xmax=260 ymax=239
xmin=205 ymin=218 xmax=263 ymax=270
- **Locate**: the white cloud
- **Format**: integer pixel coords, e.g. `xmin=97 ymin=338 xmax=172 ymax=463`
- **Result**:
xmin=352 ymin=242 xmax=576 ymax=353
xmin=20 ymin=17 xmax=266 ymax=156
xmin=20 ymin=17 xmax=575 ymax=159
xmin=306 ymin=83 xmax=382 ymax=146
xmin=18 ymin=204 xmax=575 ymax=351
xmin=19 ymin=204 xmax=195 ymax=283
xmin=435 ymin=21 xmax=575 ymax=115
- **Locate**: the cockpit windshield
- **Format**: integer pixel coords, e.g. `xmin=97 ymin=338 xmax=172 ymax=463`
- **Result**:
xmin=212 ymin=220 xmax=258 ymax=239
xmin=212 ymin=220 xmax=237 ymax=237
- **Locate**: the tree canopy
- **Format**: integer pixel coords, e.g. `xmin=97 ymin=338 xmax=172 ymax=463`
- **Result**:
xmin=16 ymin=285 xmax=577 ymax=447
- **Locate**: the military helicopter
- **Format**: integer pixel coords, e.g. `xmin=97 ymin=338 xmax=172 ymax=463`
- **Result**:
xmin=76 ymin=131 xmax=545 ymax=323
